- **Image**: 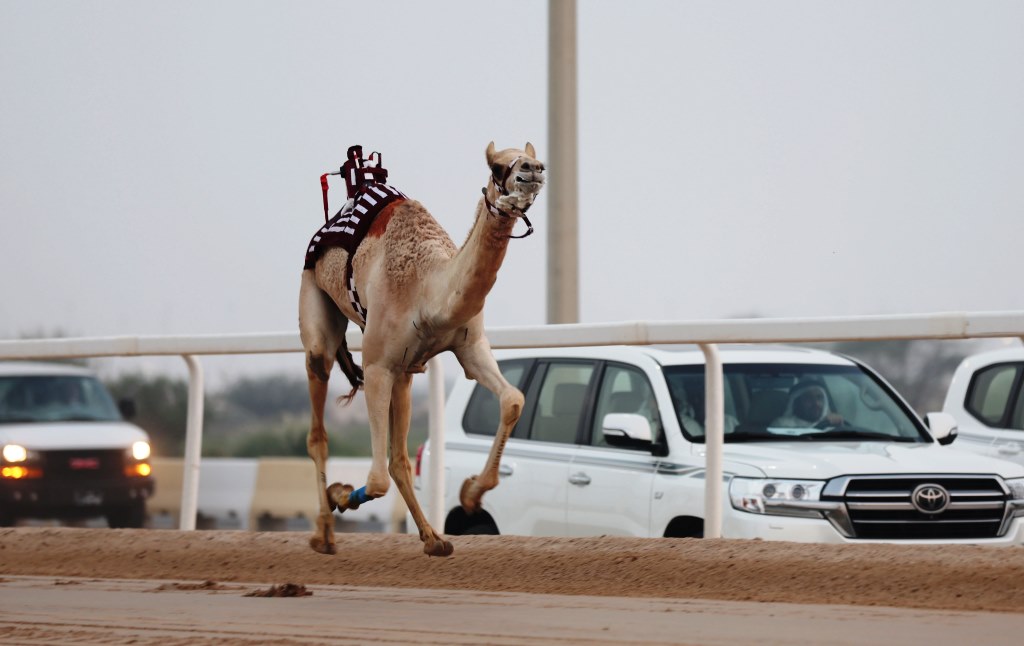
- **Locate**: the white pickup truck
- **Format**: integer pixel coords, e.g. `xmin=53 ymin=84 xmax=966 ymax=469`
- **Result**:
xmin=415 ymin=345 xmax=1024 ymax=545
xmin=943 ymin=346 xmax=1024 ymax=467
xmin=0 ymin=361 xmax=154 ymax=527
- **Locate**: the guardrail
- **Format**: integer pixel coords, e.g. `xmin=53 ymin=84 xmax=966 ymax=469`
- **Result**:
xmin=3 ymin=310 xmax=1024 ymax=537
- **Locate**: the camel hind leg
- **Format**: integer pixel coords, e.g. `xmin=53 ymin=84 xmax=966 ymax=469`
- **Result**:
xmin=387 ymin=372 xmax=453 ymax=557
xmin=299 ymin=269 xmax=347 ymax=555
xmin=453 ymin=339 xmax=524 ymax=513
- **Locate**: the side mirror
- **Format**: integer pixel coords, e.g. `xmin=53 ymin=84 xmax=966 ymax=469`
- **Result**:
xmin=925 ymin=412 xmax=958 ymax=446
xmin=602 ymin=413 xmax=653 ymax=448
xmin=118 ymin=398 xmax=137 ymax=421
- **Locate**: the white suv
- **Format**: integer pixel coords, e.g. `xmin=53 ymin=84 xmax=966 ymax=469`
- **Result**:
xmin=0 ymin=362 xmax=154 ymax=527
xmin=943 ymin=346 xmax=1024 ymax=466
xmin=416 ymin=345 xmax=1024 ymax=544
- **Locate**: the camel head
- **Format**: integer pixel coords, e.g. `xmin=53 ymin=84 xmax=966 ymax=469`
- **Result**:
xmin=485 ymin=142 xmax=545 ymax=214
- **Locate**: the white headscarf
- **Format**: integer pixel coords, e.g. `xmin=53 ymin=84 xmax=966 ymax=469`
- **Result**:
xmin=772 ymin=382 xmax=832 ymax=428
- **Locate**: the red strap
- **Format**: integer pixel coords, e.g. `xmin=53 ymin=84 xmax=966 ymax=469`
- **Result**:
xmin=320 ymin=174 xmax=330 ymax=222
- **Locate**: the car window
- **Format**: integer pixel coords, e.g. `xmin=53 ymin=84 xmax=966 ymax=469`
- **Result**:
xmin=461 ymin=360 xmax=531 ymax=436
xmin=966 ymin=363 xmax=1022 ymax=428
xmin=1011 ymin=385 xmax=1024 ymax=431
xmin=663 ymin=363 xmax=925 ymax=442
xmin=0 ymin=375 xmax=122 ymax=423
xmin=590 ymin=364 xmax=660 ymax=449
xmin=527 ymin=362 xmax=595 ymax=444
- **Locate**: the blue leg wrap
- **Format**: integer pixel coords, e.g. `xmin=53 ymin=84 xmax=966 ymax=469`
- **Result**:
xmin=348 ymin=486 xmax=374 ymax=507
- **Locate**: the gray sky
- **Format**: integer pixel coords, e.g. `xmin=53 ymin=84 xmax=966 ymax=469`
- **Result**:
xmin=2 ymin=1 xmax=1023 ymax=384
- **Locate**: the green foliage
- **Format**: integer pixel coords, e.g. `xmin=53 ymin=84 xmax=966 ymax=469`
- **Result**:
xmin=104 ymin=373 xmax=196 ymax=457
xmin=219 ymin=374 xmax=309 ymax=418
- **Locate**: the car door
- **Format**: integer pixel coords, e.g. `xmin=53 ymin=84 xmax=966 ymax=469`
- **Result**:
xmin=958 ymin=361 xmax=1024 ymax=465
xmin=566 ymin=362 xmax=658 ymax=537
xmin=496 ymin=359 xmax=598 ymax=536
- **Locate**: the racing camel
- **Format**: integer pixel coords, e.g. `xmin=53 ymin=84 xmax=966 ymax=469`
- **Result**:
xmin=299 ymin=142 xmax=545 ymax=556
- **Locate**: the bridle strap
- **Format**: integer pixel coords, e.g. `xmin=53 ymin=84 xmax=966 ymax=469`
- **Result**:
xmin=482 ymin=191 xmax=534 ymax=239
xmin=490 ymin=156 xmax=522 ymax=196
xmin=511 ymin=214 xmax=534 ymax=239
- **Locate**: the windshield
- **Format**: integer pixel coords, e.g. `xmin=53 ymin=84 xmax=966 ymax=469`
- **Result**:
xmin=0 ymin=375 xmax=123 ymax=423
xmin=662 ymin=363 xmax=927 ymax=443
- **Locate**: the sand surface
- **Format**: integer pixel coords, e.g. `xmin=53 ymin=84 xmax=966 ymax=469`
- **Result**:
xmin=2 ymin=527 xmax=1024 ymax=612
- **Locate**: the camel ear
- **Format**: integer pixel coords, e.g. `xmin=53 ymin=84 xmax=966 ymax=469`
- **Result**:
xmin=525 ymin=142 xmax=536 ymax=158
xmin=485 ymin=141 xmax=497 ymax=165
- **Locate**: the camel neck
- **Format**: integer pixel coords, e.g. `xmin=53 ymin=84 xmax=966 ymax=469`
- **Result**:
xmin=439 ymin=197 xmax=517 ymax=325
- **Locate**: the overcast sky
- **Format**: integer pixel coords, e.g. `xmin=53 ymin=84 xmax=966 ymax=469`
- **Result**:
xmin=2 ymin=1 xmax=1022 ymax=384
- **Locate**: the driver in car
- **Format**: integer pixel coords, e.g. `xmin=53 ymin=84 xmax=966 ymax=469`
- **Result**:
xmin=771 ymin=381 xmax=844 ymax=429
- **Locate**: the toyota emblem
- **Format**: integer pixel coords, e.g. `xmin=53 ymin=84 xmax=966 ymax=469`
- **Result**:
xmin=911 ymin=483 xmax=950 ymax=514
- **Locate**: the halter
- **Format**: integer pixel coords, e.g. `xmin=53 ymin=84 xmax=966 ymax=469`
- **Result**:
xmin=482 ymin=156 xmax=534 ymax=239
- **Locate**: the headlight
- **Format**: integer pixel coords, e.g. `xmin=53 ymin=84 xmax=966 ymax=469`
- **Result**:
xmin=729 ymin=477 xmax=826 ymax=517
xmin=1006 ymin=477 xmax=1024 ymax=501
xmin=3 ymin=444 xmax=28 ymax=463
xmin=131 ymin=441 xmax=151 ymax=461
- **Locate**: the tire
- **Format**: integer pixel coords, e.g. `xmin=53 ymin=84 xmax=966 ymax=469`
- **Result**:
xmin=462 ymin=521 xmax=499 ymax=535
xmin=106 ymin=500 xmax=146 ymax=528
xmin=0 ymin=510 xmax=14 ymax=527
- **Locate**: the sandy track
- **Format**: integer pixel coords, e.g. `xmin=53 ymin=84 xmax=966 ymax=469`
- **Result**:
xmin=2 ymin=527 xmax=1024 ymax=612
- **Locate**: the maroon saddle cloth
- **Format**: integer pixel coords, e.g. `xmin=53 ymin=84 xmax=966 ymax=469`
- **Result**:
xmin=302 ymin=182 xmax=407 ymax=270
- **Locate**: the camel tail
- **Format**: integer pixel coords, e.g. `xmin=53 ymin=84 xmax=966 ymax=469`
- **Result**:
xmin=334 ymin=340 xmax=364 ymax=406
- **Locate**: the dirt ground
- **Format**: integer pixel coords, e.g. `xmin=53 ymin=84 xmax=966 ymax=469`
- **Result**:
xmin=2 ymin=527 xmax=1024 ymax=613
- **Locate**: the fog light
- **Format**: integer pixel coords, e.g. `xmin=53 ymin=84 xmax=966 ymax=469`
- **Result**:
xmin=125 ymin=462 xmax=152 ymax=477
xmin=2 ymin=465 xmax=40 ymax=479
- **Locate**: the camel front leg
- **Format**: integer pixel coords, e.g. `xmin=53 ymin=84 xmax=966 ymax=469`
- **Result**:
xmin=454 ymin=340 xmax=525 ymax=514
xmin=388 ymin=372 xmax=453 ymax=557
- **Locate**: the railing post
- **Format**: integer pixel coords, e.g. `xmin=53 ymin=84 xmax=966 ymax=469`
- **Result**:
xmin=426 ymin=356 xmax=446 ymax=530
xmin=699 ymin=343 xmax=723 ymax=538
xmin=179 ymin=354 xmax=204 ymax=530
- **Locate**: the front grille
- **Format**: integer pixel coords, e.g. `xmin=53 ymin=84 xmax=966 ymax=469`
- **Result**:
xmin=41 ymin=449 xmax=126 ymax=482
xmin=823 ymin=475 xmax=1009 ymax=540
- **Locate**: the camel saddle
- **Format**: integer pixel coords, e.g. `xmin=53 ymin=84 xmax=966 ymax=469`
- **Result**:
xmin=304 ymin=145 xmax=407 ymax=325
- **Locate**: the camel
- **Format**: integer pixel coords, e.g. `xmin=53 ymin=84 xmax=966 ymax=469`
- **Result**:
xmin=298 ymin=142 xmax=545 ymax=557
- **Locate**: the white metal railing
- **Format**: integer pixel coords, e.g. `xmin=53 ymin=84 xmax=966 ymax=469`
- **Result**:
xmin=3 ymin=310 xmax=1024 ymax=536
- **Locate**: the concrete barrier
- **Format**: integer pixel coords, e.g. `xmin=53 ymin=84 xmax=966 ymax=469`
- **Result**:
xmin=249 ymin=458 xmax=320 ymax=531
xmin=147 ymin=457 xmax=404 ymax=533
xmin=196 ymin=458 xmax=259 ymax=529
xmin=148 ymin=457 xmax=184 ymax=523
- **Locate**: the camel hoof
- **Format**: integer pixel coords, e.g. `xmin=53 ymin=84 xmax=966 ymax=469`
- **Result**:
xmin=309 ymin=535 xmax=337 ymax=555
xmin=459 ymin=476 xmax=481 ymax=514
xmin=423 ymin=538 xmax=454 ymax=558
xmin=311 ymin=511 xmax=336 ymax=555
xmin=327 ymin=482 xmax=355 ymax=513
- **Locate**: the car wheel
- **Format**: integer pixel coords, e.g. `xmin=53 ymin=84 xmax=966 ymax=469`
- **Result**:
xmin=0 ymin=511 xmax=14 ymax=527
xmin=462 ymin=521 xmax=499 ymax=535
xmin=106 ymin=500 xmax=146 ymax=528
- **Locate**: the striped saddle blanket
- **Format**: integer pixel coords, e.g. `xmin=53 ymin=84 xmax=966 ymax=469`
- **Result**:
xmin=303 ymin=182 xmax=407 ymax=324
xmin=303 ymin=183 xmax=407 ymax=270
